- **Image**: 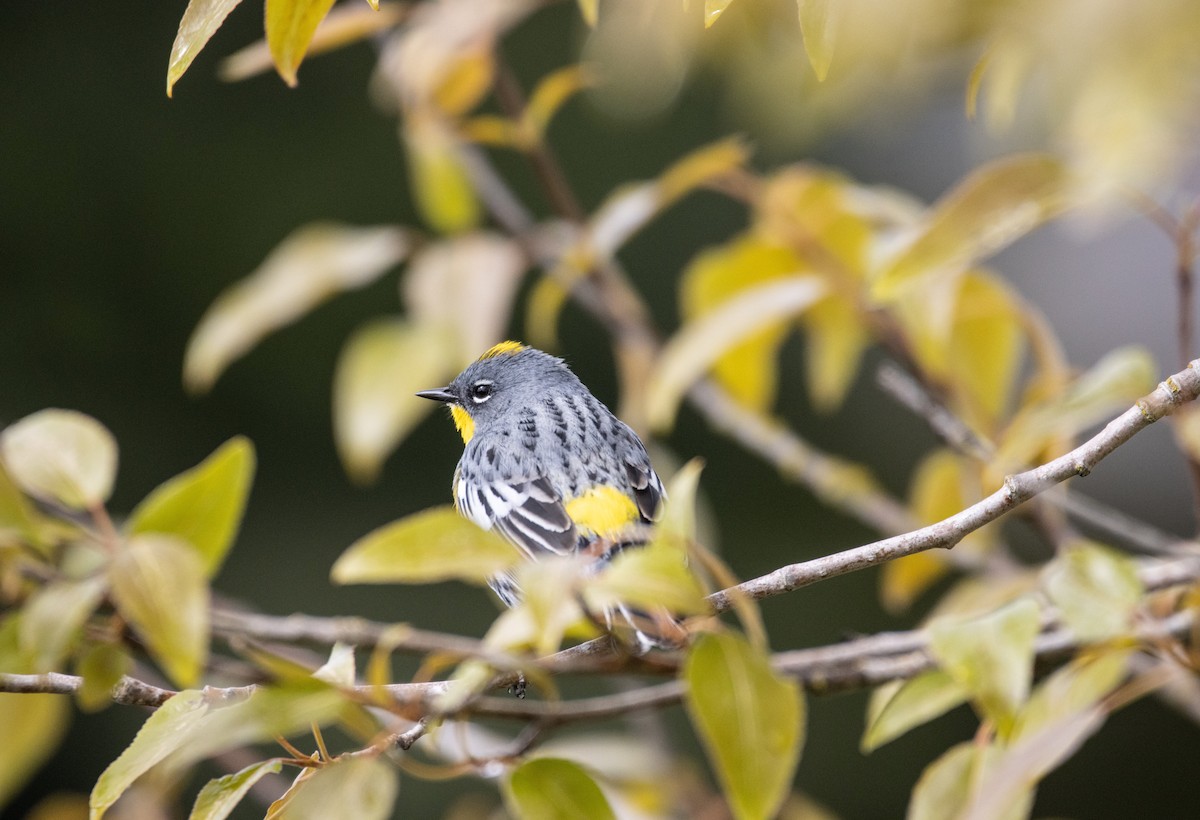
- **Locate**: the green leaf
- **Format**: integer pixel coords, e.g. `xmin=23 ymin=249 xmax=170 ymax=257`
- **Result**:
xmin=862 ymin=670 xmax=970 ymax=752
xmin=92 ymin=683 xmax=345 ymax=818
xmin=0 ymin=693 xmax=70 ymax=808
xmin=108 ymin=535 xmax=210 ymax=688
xmin=127 ymin=437 xmax=255 ymax=578
xmin=184 ymin=223 xmax=409 ymax=393
xmin=75 ymin=642 xmax=132 ymax=712
xmin=333 ymin=319 xmax=458 ymax=483
xmin=1 ymin=409 xmax=118 ymax=510
xmin=0 ymin=459 xmax=43 ymax=549
xmin=585 ymin=541 xmax=709 ymax=616
xmin=504 ymin=758 xmax=615 ymax=820
xmin=872 ymin=154 xmax=1073 ymax=299
xmin=1012 ymin=649 xmax=1129 ymax=743
xmin=191 ymin=759 xmax=284 ymax=820
xmin=907 ymin=742 xmax=1032 ymax=820
xmin=19 ymin=576 xmax=107 ymax=672
xmin=166 ymin=0 xmax=246 ymax=97
xmin=1042 ymin=542 xmax=1142 ymax=642
xmin=576 ymin=0 xmax=598 ymax=26
xmin=683 ymin=632 xmax=804 ymax=820
xmin=264 ymin=0 xmax=336 ymax=86
xmin=267 ymin=756 xmax=397 ymax=820
xmin=928 ymin=598 xmax=1040 ymax=736
xmin=796 ymin=0 xmax=838 ymax=81
xmin=332 ymin=505 xmax=520 ymax=586
xmin=648 ymin=276 xmax=826 ymax=432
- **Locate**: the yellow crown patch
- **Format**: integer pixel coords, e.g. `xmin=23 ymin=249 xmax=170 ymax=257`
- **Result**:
xmin=479 ymin=340 xmax=527 ymax=360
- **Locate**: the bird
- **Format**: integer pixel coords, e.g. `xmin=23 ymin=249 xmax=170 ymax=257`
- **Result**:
xmin=417 ymin=341 xmax=683 ymax=650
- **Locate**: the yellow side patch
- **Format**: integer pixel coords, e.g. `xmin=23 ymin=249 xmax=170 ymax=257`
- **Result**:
xmin=565 ymin=485 xmax=639 ymax=538
xmin=479 ymin=340 xmax=527 ymax=360
xmin=450 ymin=405 xmax=475 ymax=444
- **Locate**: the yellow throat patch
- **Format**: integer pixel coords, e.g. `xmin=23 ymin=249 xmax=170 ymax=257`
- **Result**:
xmin=564 ymin=485 xmax=640 ymax=539
xmin=450 ymin=405 xmax=475 ymax=444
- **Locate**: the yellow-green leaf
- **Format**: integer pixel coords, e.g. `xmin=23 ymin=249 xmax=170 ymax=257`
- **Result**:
xmin=1 ymin=409 xmax=118 ymax=510
xmin=19 ymin=576 xmax=107 ymax=672
xmin=703 ymin=0 xmax=735 ymax=28
xmin=192 ymin=759 xmax=285 ymax=820
xmin=683 ymin=632 xmax=803 ymax=820
xmin=402 ymin=233 xmax=527 ymax=366
xmin=585 ymin=541 xmax=709 ymax=616
xmin=332 ymin=505 xmax=521 ymax=586
xmin=524 ymin=276 xmax=570 ymax=352
xmin=649 ymin=276 xmax=826 ymax=431
xmin=184 ymin=223 xmax=409 ymax=393
xmin=264 ymin=0 xmax=337 ymax=86
xmin=678 ymin=237 xmax=806 ymax=412
xmin=946 ymin=271 xmax=1025 ymax=429
xmin=907 ymin=741 xmax=1032 ymax=820
xmin=404 ymin=117 xmax=480 ymax=235
xmin=1042 ymin=542 xmax=1142 ymax=642
xmin=0 ymin=693 xmax=70 ymax=808
xmin=126 ymin=437 xmax=255 ymax=578
xmin=312 ymin=642 xmax=356 ymax=688
xmin=108 ymin=535 xmax=210 ymax=688
xmin=166 ymin=0 xmax=245 ymax=97
xmin=796 ymin=0 xmax=838 ymax=81
xmin=862 ymin=670 xmax=969 ymax=753
xmin=0 ymin=458 xmax=45 ymax=551
xmin=333 ymin=319 xmax=457 ymax=483
xmin=75 ymin=642 xmax=132 ymax=712
xmin=658 ymin=457 xmax=705 ymax=545
xmin=504 ymin=758 xmax=615 ymax=820
xmin=1012 ymin=649 xmax=1129 ymax=743
xmin=484 ymin=557 xmax=590 ymax=656
xmin=872 ymin=154 xmax=1074 ymax=299
xmin=523 ymin=65 xmax=593 ymax=144
xmin=928 ymin=597 xmax=1040 ymax=736
xmin=266 ymin=756 xmax=397 ymax=820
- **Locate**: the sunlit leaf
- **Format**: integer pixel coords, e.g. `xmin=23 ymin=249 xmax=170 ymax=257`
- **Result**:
xmin=862 ymin=670 xmax=969 ymax=752
xmin=127 ymin=437 xmax=255 ymax=577
xmin=332 ymin=505 xmax=521 ymax=586
xmin=799 ymin=293 xmax=870 ymax=412
xmin=907 ymin=742 xmax=1032 ymax=820
xmin=19 ymin=576 xmax=107 ymax=672
xmin=585 ymin=541 xmax=709 ymax=616
xmin=928 ymin=597 xmax=1040 ymax=736
xmin=405 ymin=117 xmax=480 ymax=235
xmin=657 ymin=457 xmax=705 ymax=544
xmin=0 ymin=693 xmax=69 ymax=809
xmin=684 ymin=632 xmax=803 ymax=820
xmin=220 ymin=2 xmax=406 ymax=83
xmin=796 ymin=0 xmax=838 ymax=81
xmin=1042 ymin=542 xmax=1142 ymax=642
xmin=946 ymin=271 xmax=1025 ymax=430
xmin=332 ymin=319 xmax=457 ymax=483
xmin=0 ymin=459 xmax=42 ymax=549
xmin=191 ymin=759 xmax=284 ymax=820
xmin=1012 ymin=649 xmax=1129 ymax=743
xmin=108 ymin=535 xmax=210 ymax=688
xmin=523 ymin=65 xmax=593 ymax=144
xmin=402 ymin=233 xmax=527 ymax=365
xmin=75 ymin=642 xmax=132 ymax=712
xmin=486 ymin=557 xmax=590 ymax=656
xmin=576 ymin=0 xmax=598 ymax=27
xmin=1 ymin=409 xmax=117 ymax=510
xmin=266 ymin=756 xmax=397 ymax=820
xmin=525 ymin=276 xmax=570 ymax=352
xmin=872 ymin=154 xmax=1074 ymax=299
xmin=658 ymin=136 xmax=750 ymax=205
xmin=312 ymin=642 xmax=356 ymax=688
xmin=184 ymin=223 xmax=409 ymax=393
xmin=678 ymin=237 xmax=805 ymax=412
xmin=532 ymin=733 xmax=670 ymax=784
xmin=650 ymin=276 xmax=826 ymax=431
xmin=505 ymin=758 xmax=614 ymax=820
xmin=882 ymin=552 xmax=948 ymax=616
xmin=166 ymin=0 xmax=245 ymax=97
xmin=264 ymin=0 xmax=337 ymax=86
xmin=967 ymin=38 xmax=1031 ymax=130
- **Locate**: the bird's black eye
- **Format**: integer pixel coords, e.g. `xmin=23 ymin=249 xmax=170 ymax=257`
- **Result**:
xmin=470 ymin=380 xmax=494 ymax=403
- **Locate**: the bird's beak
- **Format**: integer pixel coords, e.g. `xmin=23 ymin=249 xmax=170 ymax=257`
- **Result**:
xmin=416 ymin=387 xmax=457 ymax=404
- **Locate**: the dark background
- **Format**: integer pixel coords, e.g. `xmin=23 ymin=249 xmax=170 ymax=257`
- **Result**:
xmin=2 ymin=1 xmax=1197 ymax=817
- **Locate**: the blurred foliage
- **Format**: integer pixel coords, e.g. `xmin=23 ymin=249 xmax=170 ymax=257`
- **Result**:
xmin=3 ymin=0 xmax=1200 ymax=817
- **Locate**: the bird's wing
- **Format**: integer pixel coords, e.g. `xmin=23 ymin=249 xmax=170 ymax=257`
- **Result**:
xmin=619 ymin=427 xmax=666 ymax=522
xmin=455 ymin=458 xmax=578 ymax=559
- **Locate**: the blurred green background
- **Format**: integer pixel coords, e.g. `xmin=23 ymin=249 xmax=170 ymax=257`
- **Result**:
xmin=3 ymin=1 xmax=1198 ymax=817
